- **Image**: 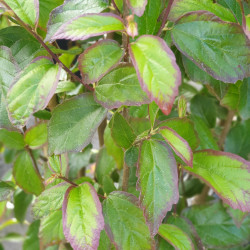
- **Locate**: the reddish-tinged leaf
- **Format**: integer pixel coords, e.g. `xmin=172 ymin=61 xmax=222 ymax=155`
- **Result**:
xmin=137 ymin=140 xmax=179 ymax=235
xmin=184 ymin=150 xmax=250 ymax=212
xmin=51 ymin=13 xmax=124 ymax=41
xmin=129 ymin=35 xmax=181 ymax=115
xmin=126 ymin=0 xmax=148 ymax=17
xmin=63 ymin=183 xmax=104 ymax=250
xmin=159 ymin=126 xmax=193 ymax=166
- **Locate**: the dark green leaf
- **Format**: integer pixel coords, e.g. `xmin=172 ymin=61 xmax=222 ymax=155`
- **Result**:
xmin=180 ymin=178 xmax=204 ymax=198
xmin=124 ymin=146 xmax=139 ymax=168
xmin=14 ymin=189 xmax=33 ymax=223
xmin=13 ymin=151 xmax=44 ymax=195
xmin=239 ymin=77 xmax=250 ymax=120
xmin=95 ymin=65 xmax=150 ymax=109
xmin=23 ymin=220 xmax=40 ymax=250
xmin=33 ymin=110 xmax=51 ymax=120
xmin=109 ymin=112 xmax=136 ymax=149
xmin=103 ymin=191 xmax=153 ymax=249
xmin=138 ymin=140 xmax=179 ymax=235
xmin=48 ymin=93 xmax=107 ymax=154
xmin=182 ymin=202 xmax=250 ymax=248
xmin=98 ymin=230 xmax=115 ymax=250
xmin=172 ymin=12 xmax=250 ymax=83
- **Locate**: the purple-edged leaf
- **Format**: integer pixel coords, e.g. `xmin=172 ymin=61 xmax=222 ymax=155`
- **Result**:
xmin=45 ymin=0 xmax=108 ymax=42
xmin=4 ymin=0 xmax=39 ymax=27
xmin=62 ymin=182 xmax=104 ymax=250
xmin=13 ymin=151 xmax=44 ymax=196
xmin=7 ymin=57 xmax=60 ymax=128
xmin=126 ymin=0 xmax=148 ymax=17
xmin=79 ymin=40 xmax=124 ymax=84
xmin=184 ymin=150 xmax=250 ymax=212
xmin=33 ymin=182 xmax=70 ymax=218
xmin=48 ymin=93 xmax=107 ymax=155
xmin=129 ymin=35 xmax=181 ymax=115
xmin=51 ymin=13 xmax=124 ymax=41
xmin=158 ymin=224 xmax=194 ymax=250
xmin=159 ymin=126 xmax=193 ymax=166
xmin=168 ymin=0 xmax=236 ymax=22
xmin=95 ymin=65 xmax=150 ymax=109
xmin=102 ymin=191 xmax=153 ymax=249
xmin=137 ymin=140 xmax=179 ymax=235
xmin=171 ymin=11 xmax=250 ymax=83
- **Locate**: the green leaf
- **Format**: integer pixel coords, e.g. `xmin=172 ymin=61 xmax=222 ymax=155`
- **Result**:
xmin=79 ymin=40 xmax=124 ymax=84
xmin=39 ymin=210 xmax=64 ymax=247
xmin=184 ymin=150 xmax=250 ymax=211
xmin=109 ymin=112 xmax=136 ymax=149
xmin=0 ymin=92 xmax=14 ymax=130
xmin=33 ymin=182 xmax=70 ymax=218
xmin=220 ymin=81 xmax=241 ymax=110
xmin=23 ymin=220 xmax=40 ymax=250
xmin=158 ymin=118 xmax=199 ymax=150
xmin=95 ymin=147 xmax=116 ymax=185
xmin=124 ymin=146 xmax=139 ymax=168
xmin=172 ymin=12 xmax=250 ymax=83
xmin=13 ymin=151 xmax=44 ymax=196
xmin=0 ymin=26 xmax=41 ymax=69
xmin=225 ymin=205 xmax=249 ymax=228
xmin=180 ymin=178 xmax=204 ymax=198
xmin=158 ymin=224 xmax=194 ymax=250
xmin=129 ymin=35 xmax=181 ymax=115
xmin=182 ymin=202 xmax=250 ymax=248
xmin=134 ymin=0 xmax=165 ymax=35
xmin=4 ymin=0 xmax=39 ymax=27
xmin=225 ymin=119 xmax=250 ymax=160
xmin=45 ymin=0 xmax=108 ymax=42
xmin=191 ymin=115 xmax=219 ymax=150
xmin=190 ymin=95 xmax=217 ymax=128
xmin=0 ymin=129 xmax=25 ymax=149
xmin=51 ymin=13 xmax=124 ymax=41
xmin=148 ymin=101 xmax=159 ymax=128
xmin=138 ymin=140 xmax=179 ymax=235
xmin=0 ymin=201 xmax=6 ymax=220
xmin=33 ymin=110 xmax=51 ymax=120
xmin=102 ymin=176 xmax=116 ymax=195
xmin=104 ymin=126 xmax=124 ymax=170
xmin=103 ymin=191 xmax=153 ymax=249
xmin=169 ymin=0 xmax=236 ymax=22
xmin=62 ymin=183 xmax=104 ymax=249
xmin=24 ymin=123 xmax=47 ymax=149
xmin=239 ymin=77 xmax=250 ymax=120
xmin=98 ymin=230 xmax=115 ymax=250
xmin=7 ymin=57 xmax=60 ymax=127
xmin=38 ymin=0 xmax=64 ymax=29
xmin=95 ymin=65 xmax=150 ymax=109
xmin=159 ymin=126 xmax=193 ymax=166
xmin=48 ymin=154 xmax=68 ymax=176
xmin=0 ymin=181 xmax=15 ymax=201
xmin=14 ymin=189 xmax=33 ymax=223
xmin=55 ymin=81 xmax=76 ymax=94
xmin=48 ymin=93 xmax=107 ymax=155
xmin=127 ymin=0 xmax=147 ymax=16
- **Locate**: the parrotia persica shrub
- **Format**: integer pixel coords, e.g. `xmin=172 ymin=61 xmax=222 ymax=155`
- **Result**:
xmin=0 ymin=0 xmax=250 ymax=249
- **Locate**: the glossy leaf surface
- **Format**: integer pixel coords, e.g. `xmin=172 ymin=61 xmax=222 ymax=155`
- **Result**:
xmin=46 ymin=0 xmax=108 ymax=41
xmin=79 ymin=40 xmax=123 ymax=84
xmin=48 ymin=93 xmax=107 ymax=155
xmin=62 ymin=183 xmax=104 ymax=250
xmin=95 ymin=66 xmax=150 ymax=109
xmin=24 ymin=123 xmax=47 ymax=149
xmin=7 ymin=57 xmax=60 ymax=127
xmin=4 ymin=0 xmax=39 ymax=27
xmin=52 ymin=13 xmax=124 ymax=41
xmin=103 ymin=191 xmax=153 ymax=249
xmin=160 ymin=126 xmax=193 ymax=166
xmin=169 ymin=0 xmax=236 ymax=22
xmin=158 ymin=224 xmax=194 ymax=250
xmin=184 ymin=150 xmax=250 ymax=211
xmin=138 ymin=140 xmax=179 ymax=235
xmin=129 ymin=35 xmax=181 ymax=115
xmin=172 ymin=12 xmax=250 ymax=83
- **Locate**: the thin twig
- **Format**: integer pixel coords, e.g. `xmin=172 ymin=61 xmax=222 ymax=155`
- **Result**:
xmin=1 ymin=0 xmax=93 ymax=91
xmin=111 ymin=0 xmax=121 ymax=14
xmin=157 ymin=0 xmax=175 ymax=36
xmin=98 ymin=118 xmax=107 ymax=147
xmin=58 ymin=176 xmax=78 ymax=187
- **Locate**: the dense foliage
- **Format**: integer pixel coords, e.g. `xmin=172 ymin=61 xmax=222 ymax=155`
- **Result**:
xmin=0 ymin=0 xmax=249 ymax=249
